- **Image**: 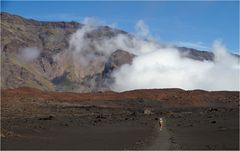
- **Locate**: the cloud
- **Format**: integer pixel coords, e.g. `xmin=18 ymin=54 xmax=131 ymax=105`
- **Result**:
xmin=20 ymin=47 xmax=41 ymax=61
xmin=82 ymin=17 xmax=104 ymax=26
xmin=67 ymin=17 xmax=239 ymax=91
xmin=135 ymin=20 xmax=150 ymax=38
xmin=67 ymin=18 xmax=159 ymax=68
xmin=111 ymin=40 xmax=239 ymax=92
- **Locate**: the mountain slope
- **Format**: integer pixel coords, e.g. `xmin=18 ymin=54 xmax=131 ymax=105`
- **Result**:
xmin=1 ymin=12 xmax=236 ymax=92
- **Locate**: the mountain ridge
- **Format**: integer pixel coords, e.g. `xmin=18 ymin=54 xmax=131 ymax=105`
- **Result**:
xmin=1 ymin=12 xmax=238 ymax=92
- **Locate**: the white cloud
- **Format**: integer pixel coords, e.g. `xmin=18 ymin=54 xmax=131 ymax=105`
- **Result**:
xmin=82 ymin=17 xmax=104 ymax=26
xmin=67 ymin=18 xmax=239 ymax=92
xmin=111 ymin=40 xmax=239 ymax=92
xmin=135 ymin=20 xmax=150 ymax=38
xmin=20 ymin=47 xmax=41 ymax=61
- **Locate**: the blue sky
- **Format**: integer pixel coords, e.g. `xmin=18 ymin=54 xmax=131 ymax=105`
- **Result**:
xmin=1 ymin=1 xmax=239 ymax=53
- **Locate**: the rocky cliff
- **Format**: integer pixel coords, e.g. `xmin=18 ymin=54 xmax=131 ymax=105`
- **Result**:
xmin=1 ymin=12 xmax=134 ymax=91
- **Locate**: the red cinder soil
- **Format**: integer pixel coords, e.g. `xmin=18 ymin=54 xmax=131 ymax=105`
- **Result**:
xmin=1 ymin=87 xmax=239 ymax=108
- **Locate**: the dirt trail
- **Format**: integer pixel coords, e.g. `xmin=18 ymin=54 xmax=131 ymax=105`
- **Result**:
xmin=144 ymin=121 xmax=171 ymax=150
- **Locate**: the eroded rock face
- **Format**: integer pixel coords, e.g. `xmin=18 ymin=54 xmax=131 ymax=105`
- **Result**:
xmin=63 ymin=49 xmax=135 ymax=92
xmin=103 ymin=49 xmax=135 ymax=79
xmin=177 ymin=47 xmax=214 ymax=61
xmin=1 ymin=57 xmax=54 ymax=90
xmin=1 ymin=12 xmax=81 ymax=91
xmin=1 ymin=12 xmax=133 ymax=92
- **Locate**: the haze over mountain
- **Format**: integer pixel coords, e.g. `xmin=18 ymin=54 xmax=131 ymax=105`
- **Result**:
xmin=1 ymin=12 xmax=239 ymax=92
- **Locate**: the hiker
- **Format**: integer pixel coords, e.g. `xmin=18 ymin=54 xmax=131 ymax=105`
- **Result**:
xmin=159 ymin=117 xmax=163 ymax=130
